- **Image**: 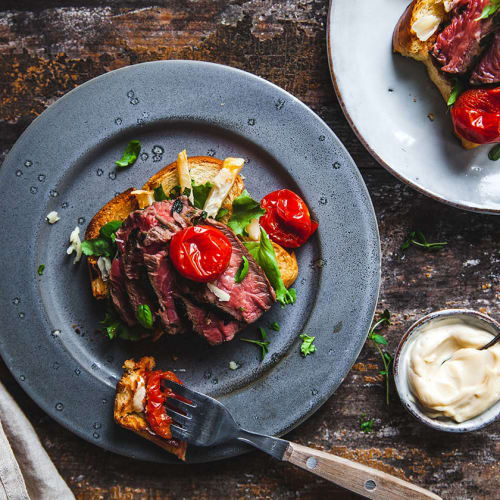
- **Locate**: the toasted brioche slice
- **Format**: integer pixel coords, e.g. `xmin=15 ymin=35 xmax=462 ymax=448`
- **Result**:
xmin=114 ymin=357 xmax=187 ymax=461
xmin=393 ymin=0 xmax=478 ymax=149
xmin=86 ymin=154 xmax=298 ymax=300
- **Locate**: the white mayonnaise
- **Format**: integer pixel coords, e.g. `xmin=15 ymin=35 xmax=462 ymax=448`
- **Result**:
xmin=407 ymin=319 xmax=500 ymax=423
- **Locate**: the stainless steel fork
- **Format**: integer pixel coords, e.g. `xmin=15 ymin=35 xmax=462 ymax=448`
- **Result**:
xmin=163 ymin=380 xmax=441 ymax=500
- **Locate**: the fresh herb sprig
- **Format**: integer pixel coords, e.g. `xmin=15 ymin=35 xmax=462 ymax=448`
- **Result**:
xmin=401 ymin=231 xmax=447 ymax=251
xmin=241 ymin=327 xmax=270 ymax=361
xmin=368 ymin=309 xmax=393 ymax=405
xmin=234 ymin=256 xmax=249 ymax=283
xmin=101 ymin=302 xmax=143 ymax=341
xmin=299 ymin=333 xmax=316 ymax=357
xmin=81 ymin=220 xmax=122 ymax=257
xmin=360 ymin=413 xmax=374 ymax=433
xmin=37 ymin=264 xmax=45 ymax=276
xmin=489 ymin=144 xmax=500 ymax=161
xmin=447 ymin=79 xmax=464 ymax=107
xmin=476 ymin=0 xmax=500 ymax=20
xmin=116 ymin=140 xmax=141 ymax=168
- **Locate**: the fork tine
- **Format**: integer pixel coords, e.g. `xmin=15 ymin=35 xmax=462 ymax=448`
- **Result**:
xmin=167 ymin=398 xmax=196 ymax=414
xmin=170 ymin=423 xmax=190 ymax=441
xmin=166 ymin=407 xmax=191 ymax=426
xmin=162 ymin=379 xmax=199 ymax=403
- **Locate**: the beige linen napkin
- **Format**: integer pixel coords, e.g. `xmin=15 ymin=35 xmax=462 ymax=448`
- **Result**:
xmin=0 ymin=382 xmax=74 ymax=500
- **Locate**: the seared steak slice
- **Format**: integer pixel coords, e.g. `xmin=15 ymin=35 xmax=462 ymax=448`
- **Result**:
xmin=471 ymin=31 xmax=500 ymax=84
xmin=433 ymin=0 xmax=493 ymax=74
xmin=180 ymin=220 xmax=276 ymax=323
xmin=109 ymin=258 xmax=136 ymax=327
xmin=143 ymin=251 xmax=184 ymax=335
xmin=177 ymin=296 xmax=242 ymax=345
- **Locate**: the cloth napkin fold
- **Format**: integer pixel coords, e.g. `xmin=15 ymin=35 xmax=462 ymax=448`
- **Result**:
xmin=0 ymin=382 xmax=74 ymax=500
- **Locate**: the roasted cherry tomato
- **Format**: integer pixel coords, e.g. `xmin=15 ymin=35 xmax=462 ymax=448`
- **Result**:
xmin=169 ymin=225 xmax=232 ymax=282
xmin=451 ymin=87 xmax=500 ymax=144
xmin=260 ymin=189 xmax=318 ymax=248
xmin=145 ymin=370 xmax=185 ymax=440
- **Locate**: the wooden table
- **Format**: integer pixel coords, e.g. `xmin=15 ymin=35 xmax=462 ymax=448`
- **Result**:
xmin=1 ymin=1 xmax=499 ymax=498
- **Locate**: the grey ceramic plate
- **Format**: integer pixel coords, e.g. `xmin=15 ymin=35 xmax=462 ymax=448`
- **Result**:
xmin=0 ymin=60 xmax=380 ymax=463
xmin=328 ymin=0 xmax=500 ymax=214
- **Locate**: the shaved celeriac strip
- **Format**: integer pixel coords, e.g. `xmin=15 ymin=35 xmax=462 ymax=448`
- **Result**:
xmin=177 ymin=149 xmax=194 ymax=205
xmin=203 ymin=157 xmax=244 ymax=218
xmin=131 ymin=189 xmax=154 ymax=209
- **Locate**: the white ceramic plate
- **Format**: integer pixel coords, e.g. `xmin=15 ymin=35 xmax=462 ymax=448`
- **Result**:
xmin=328 ymin=0 xmax=500 ymax=214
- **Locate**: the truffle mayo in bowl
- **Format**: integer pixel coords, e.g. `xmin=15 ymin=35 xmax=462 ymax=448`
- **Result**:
xmin=394 ymin=309 xmax=500 ymax=432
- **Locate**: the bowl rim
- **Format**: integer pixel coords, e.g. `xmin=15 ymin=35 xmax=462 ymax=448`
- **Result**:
xmin=393 ymin=308 xmax=500 ymax=433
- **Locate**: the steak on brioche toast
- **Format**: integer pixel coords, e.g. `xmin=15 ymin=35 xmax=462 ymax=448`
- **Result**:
xmin=394 ymin=0 xmax=500 ymax=149
xmin=83 ymin=150 xmax=308 ymax=346
xmin=114 ymin=357 xmax=187 ymax=461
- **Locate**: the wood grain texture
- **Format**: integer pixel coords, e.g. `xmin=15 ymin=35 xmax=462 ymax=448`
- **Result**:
xmin=1 ymin=1 xmax=499 ymax=499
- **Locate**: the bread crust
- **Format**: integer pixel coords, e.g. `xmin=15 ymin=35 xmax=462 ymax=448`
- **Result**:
xmin=393 ymin=0 xmax=479 ymax=148
xmin=114 ymin=357 xmax=187 ymax=461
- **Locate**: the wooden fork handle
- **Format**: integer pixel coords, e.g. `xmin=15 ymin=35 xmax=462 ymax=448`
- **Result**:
xmin=283 ymin=442 xmax=441 ymax=500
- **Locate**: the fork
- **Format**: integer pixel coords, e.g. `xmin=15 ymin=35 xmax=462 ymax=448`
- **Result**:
xmin=163 ymin=380 xmax=441 ymax=500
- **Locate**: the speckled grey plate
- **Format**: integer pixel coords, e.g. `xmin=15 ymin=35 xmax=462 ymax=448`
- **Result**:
xmin=0 ymin=60 xmax=380 ymax=463
xmin=328 ymin=0 xmax=500 ymax=214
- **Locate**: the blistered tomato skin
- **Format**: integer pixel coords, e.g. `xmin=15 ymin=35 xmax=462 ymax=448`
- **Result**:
xmin=145 ymin=370 xmax=182 ymax=440
xmin=451 ymin=87 xmax=500 ymax=144
xmin=260 ymin=189 xmax=318 ymax=248
xmin=169 ymin=225 xmax=232 ymax=282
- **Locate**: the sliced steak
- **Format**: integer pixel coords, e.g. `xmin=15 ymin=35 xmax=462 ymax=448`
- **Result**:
xmin=471 ymin=31 xmax=500 ymax=84
xmin=177 ymin=296 xmax=242 ymax=345
xmin=109 ymin=258 xmax=136 ymax=327
xmin=433 ymin=0 xmax=493 ymax=74
xmin=180 ymin=220 xmax=276 ymax=323
xmin=143 ymin=251 xmax=184 ymax=335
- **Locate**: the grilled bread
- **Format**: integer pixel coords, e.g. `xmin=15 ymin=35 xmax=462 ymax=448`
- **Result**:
xmin=86 ymin=155 xmax=298 ymax=299
xmin=114 ymin=357 xmax=187 ymax=461
xmin=393 ymin=0 xmax=478 ymax=149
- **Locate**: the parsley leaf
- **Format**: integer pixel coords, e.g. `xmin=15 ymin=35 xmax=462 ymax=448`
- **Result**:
xmin=234 ymin=256 xmax=249 ymax=283
xmin=244 ymin=228 xmax=296 ymax=307
xmin=299 ymin=333 xmax=316 ymax=357
xmin=360 ymin=413 xmax=374 ymax=433
xmin=476 ymin=0 xmax=500 ymax=20
xmin=240 ymin=327 xmax=270 ymax=361
xmin=154 ymin=185 xmax=168 ymax=201
xmin=115 ymin=140 xmax=141 ymax=168
xmin=99 ymin=220 xmax=122 ymax=240
xmin=191 ymin=180 xmax=213 ymax=209
xmin=401 ymin=231 xmax=447 ymax=251
xmin=137 ymin=304 xmax=153 ymax=329
xmin=447 ymin=79 xmax=464 ymax=107
xmin=37 ymin=264 xmax=45 ymax=276
xmin=228 ymin=189 xmax=266 ymax=236
xmin=488 ymin=144 xmax=500 ymax=161
xmin=367 ymin=309 xmax=393 ymax=405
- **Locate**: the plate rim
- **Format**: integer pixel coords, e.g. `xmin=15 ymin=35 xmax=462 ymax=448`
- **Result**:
xmin=0 ymin=59 xmax=381 ymax=463
xmin=326 ymin=0 xmax=500 ymax=216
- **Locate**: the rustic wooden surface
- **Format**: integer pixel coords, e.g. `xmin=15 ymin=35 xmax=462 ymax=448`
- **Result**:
xmin=1 ymin=1 xmax=499 ymax=499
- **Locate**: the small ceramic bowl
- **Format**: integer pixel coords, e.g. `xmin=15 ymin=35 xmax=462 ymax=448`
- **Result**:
xmin=393 ymin=309 xmax=500 ymax=433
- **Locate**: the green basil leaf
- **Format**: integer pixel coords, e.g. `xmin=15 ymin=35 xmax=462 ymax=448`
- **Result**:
xmin=488 ymin=144 xmax=500 ymax=161
xmin=244 ymin=228 xmax=296 ymax=307
xmin=154 ymin=185 xmax=168 ymax=201
xmin=447 ymin=79 xmax=464 ymax=107
xmin=228 ymin=189 xmax=266 ymax=236
xmin=270 ymin=321 xmax=280 ymax=331
xmin=372 ymin=334 xmax=388 ymax=345
xmin=37 ymin=264 xmax=45 ymax=276
xmin=191 ymin=181 xmax=213 ymax=209
xmin=81 ymin=238 xmax=114 ymax=257
xmin=169 ymin=185 xmax=181 ymax=199
xmin=99 ymin=220 xmax=122 ymax=241
xmin=116 ymin=324 xmax=143 ymax=341
xmin=115 ymin=140 xmax=141 ymax=168
xmin=234 ymin=256 xmax=249 ymax=283
xmin=476 ymin=0 xmax=500 ymax=20
xmin=299 ymin=333 xmax=316 ymax=357
xmin=137 ymin=304 xmax=153 ymax=329
xmin=215 ymin=208 xmax=229 ymax=221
